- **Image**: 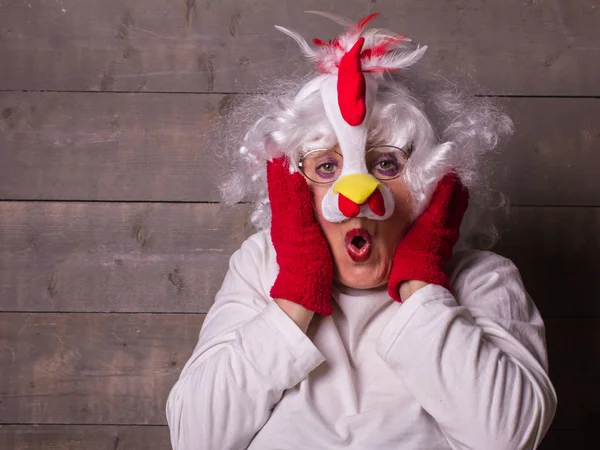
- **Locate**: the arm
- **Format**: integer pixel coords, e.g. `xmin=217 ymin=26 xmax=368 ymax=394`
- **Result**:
xmin=166 ymin=234 xmax=325 ymax=450
xmin=378 ymin=251 xmax=557 ymax=449
xmin=399 ymin=279 xmax=429 ymax=302
xmin=274 ymin=298 xmax=315 ymax=333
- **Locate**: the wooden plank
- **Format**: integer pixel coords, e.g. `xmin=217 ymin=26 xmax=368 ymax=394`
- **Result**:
xmin=545 ymin=318 xmax=600 ymax=433
xmin=0 ymin=313 xmax=205 ymax=425
xmin=0 ymin=202 xmax=253 ymax=313
xmin=492 ymin=98 xmax=600 ymax=206
xmin=0 ymin=0 xmax=598 ymax=95
xmin=0 ymin=91 xmax=230 ymax=202
xmin=1 ymin=202 xmax=599 ymax=317
xmin=0 ymin=313 xmax=596 ymax=431
xmin=1 ymin=93 xmax=599 ymax=205
xmin=539 ymin=430 xmax=596 ymax=449
xmin=0 ymin=426 xmax=591 ymax=450
xmin=0 ymin=425 xmax=169 ymax=450
xmin=492 ymin=206 xmax=600 ymax=318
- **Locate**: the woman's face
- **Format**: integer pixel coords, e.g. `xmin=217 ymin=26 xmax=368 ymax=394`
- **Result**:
xmin=308 ymin=178 xmax=414 ymax=290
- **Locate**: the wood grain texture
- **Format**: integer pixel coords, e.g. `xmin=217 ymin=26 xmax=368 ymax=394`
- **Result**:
xmin=545 ymin=318 xmax=600 ymax=433
xmin=493 ymin=206 xmax=600 ymax=318
xmin=0 ymin=202 xmax=253 ymax=313
xmin=539 ymin=430 xmax=596 ymax=450
xmin=0 ymin=0 xmax=597 ymax=443
xmin=0 ymin=91 xmax=232 ymax=203
xmin=0 ymin=0 xmax=598 ymax=95
xmin=0 ymin=425 xmax=170 ymax=450
xmin=1 ymin=92 xmax=599 ymax=205
xmin=1 ymin=202 xmax=598 ymax=317
xmin=0 ymin=313 xmax=205 ymax=425
xmin=496 ymin=98 xmax=600 ymax=207
xmin=0 ymin=313 xmax=595 ymax=433
xmin=0 ymin=425 xmax=592 ymax=449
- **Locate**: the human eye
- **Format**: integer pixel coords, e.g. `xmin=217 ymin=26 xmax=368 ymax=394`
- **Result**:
xmin=372 ymin=155 xmax=401 ymax=177
xmin=376 ymin=158 xmax=399 ymax=171
xmin=299 ymin=149 xmax=343 ymax=183
xmin=315 ymin=158 xmax=341 ymax=178
xmin=367 ymin=145 xmax=408 ymax=179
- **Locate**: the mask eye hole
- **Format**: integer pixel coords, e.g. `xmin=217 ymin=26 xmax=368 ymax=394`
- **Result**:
xmin=366 ymin=145 xmax=410 ymax=180
xmin=298 ymin=149 xmax=343 ymax=184
xmin=298 ymin=144 xmax=412 ymax=183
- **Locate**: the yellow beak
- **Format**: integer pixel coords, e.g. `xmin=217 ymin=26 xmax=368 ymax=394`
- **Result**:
xmin=333 ymin=173 xmax=381 ymax=204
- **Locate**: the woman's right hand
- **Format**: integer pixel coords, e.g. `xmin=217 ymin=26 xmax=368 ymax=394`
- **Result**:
xmin=267 ymin=156 xmax=334 ymax=316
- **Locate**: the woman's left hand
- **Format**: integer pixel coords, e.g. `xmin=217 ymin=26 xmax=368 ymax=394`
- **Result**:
xmin=387 ymin=172 xmax=469 ymax=302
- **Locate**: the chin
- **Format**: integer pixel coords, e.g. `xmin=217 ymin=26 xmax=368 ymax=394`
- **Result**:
xmin=334 ymin=256 xmax=391 ymax=290
xmin=326 ymin=224 xmax=396 ymax=290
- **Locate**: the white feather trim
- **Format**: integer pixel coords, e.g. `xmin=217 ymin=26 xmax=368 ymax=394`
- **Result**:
xmin=305 ymin=10 xmax=354 ymax=28
xmin=274 ymin=26 xmax=317 ymax=59
xmin=275 ymin=12 xmax=427 ymax=75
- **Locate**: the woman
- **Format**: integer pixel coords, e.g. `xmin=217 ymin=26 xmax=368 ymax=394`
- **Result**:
xmin=166 ymin=12 xmax=557 ymax=449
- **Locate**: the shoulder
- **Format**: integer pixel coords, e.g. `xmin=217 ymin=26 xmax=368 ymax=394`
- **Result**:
xmin=197 ymin=230 xmax=278 ymax=354
xmin=230 ymin=228 xmax=275 ymax=269
xmin=446 ymin=249 xmax=541 ymax=324
xmin=447 ymin=249 xmax=522 ymax=292
xmin=224 ymin=229 xmax=278 ymax=298
xmin=203 ymin=230 xmax=277 ymax=336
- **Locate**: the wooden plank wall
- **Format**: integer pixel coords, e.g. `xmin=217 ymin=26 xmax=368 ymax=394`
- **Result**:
xmin=1 ymin=0 xmax=598 ymax=448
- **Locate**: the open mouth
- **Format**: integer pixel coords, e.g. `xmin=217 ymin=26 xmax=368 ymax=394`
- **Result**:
xmin=344 ymin=228 xmax=372 ymax=263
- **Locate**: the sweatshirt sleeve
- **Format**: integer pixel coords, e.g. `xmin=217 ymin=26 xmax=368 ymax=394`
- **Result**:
xmin=376 ymin=250 xmax=557 ymax=450
xmin=166 ymin=232 xmax=326 ymax=450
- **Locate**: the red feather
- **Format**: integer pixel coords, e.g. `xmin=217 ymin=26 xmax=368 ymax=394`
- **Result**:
xmin=363 ymin=68 xmax=389 ymax=73
xmin=371 ymin=35 xmax=406 ymax=57
xmin=356 ymin=13 xmax=380 ymax=31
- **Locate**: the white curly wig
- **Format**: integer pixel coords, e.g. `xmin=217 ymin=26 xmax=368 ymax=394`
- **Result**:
xmin=218 ymin=12 xmax=514 ymax=249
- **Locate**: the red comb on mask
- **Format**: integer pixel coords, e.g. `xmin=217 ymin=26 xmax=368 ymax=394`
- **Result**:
xmin=337 ymin=37 xmax=367 ymax=126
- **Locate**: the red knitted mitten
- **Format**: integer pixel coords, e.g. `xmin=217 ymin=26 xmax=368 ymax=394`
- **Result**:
xmin=267 ymin=156 xmax=334 ymax=316
xmin=388 ymin=172 xmax=469 ymax=302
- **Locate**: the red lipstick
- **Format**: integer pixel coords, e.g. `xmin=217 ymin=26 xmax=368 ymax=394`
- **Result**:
xmin=345 ymin=228 xmax=372 ymax=263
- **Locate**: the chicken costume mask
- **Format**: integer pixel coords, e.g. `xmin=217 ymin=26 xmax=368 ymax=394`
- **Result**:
xmin=275 ymin=11 xmax=427 ymax=223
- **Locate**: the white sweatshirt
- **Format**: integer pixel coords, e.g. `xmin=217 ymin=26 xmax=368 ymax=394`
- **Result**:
xmin=166 ymin=230 xmax=557 ymax=450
